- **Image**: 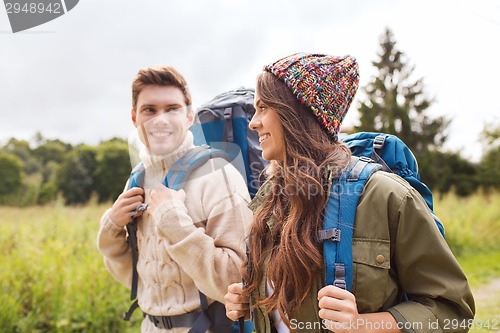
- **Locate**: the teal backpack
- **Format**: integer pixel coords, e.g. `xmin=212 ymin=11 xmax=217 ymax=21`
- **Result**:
xmin=321 ymin=132 xmax=445 ymax=290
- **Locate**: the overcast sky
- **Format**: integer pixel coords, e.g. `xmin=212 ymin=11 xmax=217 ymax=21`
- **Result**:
xmin=1 ymin=0 xmax=499 ymax=162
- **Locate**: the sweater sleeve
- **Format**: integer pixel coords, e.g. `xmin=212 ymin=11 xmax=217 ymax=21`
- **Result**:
xmin=96 ymin=209 xmax=133 ymax=289
xmin=379 ymin=174 xmax=475 ymax=333
xmin=153 ymin=158 xmax=253 ymax=303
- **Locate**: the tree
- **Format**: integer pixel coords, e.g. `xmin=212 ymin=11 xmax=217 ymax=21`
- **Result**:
xmin=0 ymin=153 xmax=24 ymax=198
xmin=94 ymin=138 xmax=131 ymax=203
xmin=33 ymin=137 xmax=73 ymax=167
xmin=419 ymin=151 xmax=479 ymax=197
xmin=356 ymin=28 xmax=450 ymax=155
xmin=2 ymin=138 xmax=41 ymax=175
xmin=56 ymin=145 xmax=97 ymax=205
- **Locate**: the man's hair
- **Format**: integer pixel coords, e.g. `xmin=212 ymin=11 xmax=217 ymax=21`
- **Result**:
xmin=131 ymin=66 xmax=192 ymax=111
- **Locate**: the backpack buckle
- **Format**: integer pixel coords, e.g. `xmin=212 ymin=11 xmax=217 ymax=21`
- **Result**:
xmin=358 ymin=156 xmax=372 ymax=163
xmin=373 ymin=135 xmax=386 ymax=150
xmin=162 ymin=316 xmax=173 ymax=329
xmin=149 ymin=315 xmax=173 ymax=329
xmin=333 ymin=263 xmax=347 ymax=290
xmin=223 ymin=107 xmax=232 ymax=120
xmin=318 ymin=228 xmax=341 ymax=242
xmin=333 ymin=279 xmax=347 ymax=289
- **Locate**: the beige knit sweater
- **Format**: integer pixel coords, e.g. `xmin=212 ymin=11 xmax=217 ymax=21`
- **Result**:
xmin=97 ymin=132 xmax=253 ymax=332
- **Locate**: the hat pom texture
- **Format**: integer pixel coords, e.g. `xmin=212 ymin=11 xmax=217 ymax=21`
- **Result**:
xmin=264 ymin=53 xmax=359 ymax=141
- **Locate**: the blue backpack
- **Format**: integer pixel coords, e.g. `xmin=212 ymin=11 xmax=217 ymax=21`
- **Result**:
xmin=320 ymin=132 xmax=445 ymax=290
xmin=190 ymin=88 xmax=261 ymax=333
xmin=191 ymin=87 xmax=267 ymax=198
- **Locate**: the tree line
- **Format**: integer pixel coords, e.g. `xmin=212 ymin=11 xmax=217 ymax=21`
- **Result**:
xmin=1 ymin=28 xmax=499 ymax=206
xmin=0 ymin=135 xmax=131 ymax=206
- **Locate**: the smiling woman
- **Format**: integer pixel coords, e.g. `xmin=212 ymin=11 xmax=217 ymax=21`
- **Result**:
xmin=250 ymin=96 xmax=285 ymax=162
xmin=224 ymin=52 xmax=475 ymax=333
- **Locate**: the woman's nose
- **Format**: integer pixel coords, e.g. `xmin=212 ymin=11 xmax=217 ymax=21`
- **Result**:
xmin=249 ymin=113 xmax=260 ymax=131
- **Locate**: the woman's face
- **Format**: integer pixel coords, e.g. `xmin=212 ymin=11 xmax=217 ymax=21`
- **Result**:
xmin=249 ymin=91 xmax=286 ymax=162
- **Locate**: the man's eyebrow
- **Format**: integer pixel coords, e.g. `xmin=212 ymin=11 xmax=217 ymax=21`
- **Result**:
xmin=139 ymin=103 xmax=183 ymax=109
xmin=139 ymin=104 xmax=156 ymax=108
xmin=255 ymin=99 xmax=262 ymax=107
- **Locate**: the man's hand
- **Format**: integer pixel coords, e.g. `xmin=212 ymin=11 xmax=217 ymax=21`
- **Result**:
xmin=225 ymin=283 xmax=250 ymax=321
xmin=148 ymin=185 xmax=186 ymax=213
xmin=108 ymin=187 xmax=145 ymax=227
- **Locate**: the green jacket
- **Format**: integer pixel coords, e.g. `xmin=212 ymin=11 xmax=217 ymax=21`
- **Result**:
xmin=248 ymin=171 xmax=475 ymax=333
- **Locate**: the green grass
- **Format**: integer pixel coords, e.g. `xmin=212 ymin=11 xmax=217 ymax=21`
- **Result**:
xmin=0 ymin=191 xmax=499 ymax=332
xmin=435 ymin=191 xmax=500 ymax=256
xmin=0 ymin=203 xmax=142 ymax=332
xmin=458 ymin=251 xmax=500 ymax=333
xmin=436 ymin=192 xmax=500 ymax=333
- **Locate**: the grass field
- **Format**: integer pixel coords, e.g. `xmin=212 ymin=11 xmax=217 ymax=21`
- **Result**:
xmin=0 ymin=192 xmax=499 ymax=332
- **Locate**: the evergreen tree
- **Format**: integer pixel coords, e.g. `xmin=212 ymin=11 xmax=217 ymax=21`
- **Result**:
xmin=356 ymin=28 xmax=450 ymax=155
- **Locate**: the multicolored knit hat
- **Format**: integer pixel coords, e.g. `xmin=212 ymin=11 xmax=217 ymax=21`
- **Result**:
xmin=264 ymin=53 xmax=359 ymax=141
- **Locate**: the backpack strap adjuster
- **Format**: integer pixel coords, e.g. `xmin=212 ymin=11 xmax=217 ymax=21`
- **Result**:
xmin=318 ymin=228 xmax=341 ymax=242
xmin=333 ymin=263 xmax=347 ymax=289
xmin=373 ymin=135 xmax=386 ymax=150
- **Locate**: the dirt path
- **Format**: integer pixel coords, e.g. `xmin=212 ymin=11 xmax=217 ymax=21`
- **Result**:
xmin=471 ymin=278 xmax=500 ymax=333
xmin=473 ymin=278 xmax=500 ymax=302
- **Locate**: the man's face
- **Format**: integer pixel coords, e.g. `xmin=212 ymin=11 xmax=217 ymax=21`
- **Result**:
xmin=132 ymin=85 xmax=193 ymax=156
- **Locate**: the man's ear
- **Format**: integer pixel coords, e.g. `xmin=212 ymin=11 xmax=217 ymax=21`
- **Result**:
xmin=186 ymin=109 xmax=195 ymax=127
xmin=131 ymin=108 xmax=137 ymax=126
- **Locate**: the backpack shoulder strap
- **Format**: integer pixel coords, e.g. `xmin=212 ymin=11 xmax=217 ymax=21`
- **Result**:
xmin=128 ymin=162 xmax=145 ymax=189
xmin=165 ymin=145 xmax=231 ymax=190
xmin=320 ymin=156 xmax=382 ymax=290
xmin=123 ymin=162 xmax=145 ymax=319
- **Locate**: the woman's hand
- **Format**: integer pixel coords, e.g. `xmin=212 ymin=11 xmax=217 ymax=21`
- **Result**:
xmin=318 ymin=285 xmax=363 ymax=333
xmin=225 ymin=283 xmax=250 ymax=321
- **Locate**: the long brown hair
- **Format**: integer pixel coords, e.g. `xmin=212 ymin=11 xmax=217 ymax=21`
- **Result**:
xmin=242 ymin=72 xmax=351 ymax=327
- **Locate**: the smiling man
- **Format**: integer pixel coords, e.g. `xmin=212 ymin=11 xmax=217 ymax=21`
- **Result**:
xmin=133 ymin=84 xmax=193 ymax=156
xmin=97 ymin=66 xmax=253 ymax=333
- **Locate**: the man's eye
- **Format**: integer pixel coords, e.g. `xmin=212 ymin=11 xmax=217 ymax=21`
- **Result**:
xmin=168 ymin=107 xmax=187 ymax=114
xmin=144 ymin=108 xmax=155 ymax=113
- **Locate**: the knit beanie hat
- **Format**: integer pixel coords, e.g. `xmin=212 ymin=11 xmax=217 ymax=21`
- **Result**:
xmin=264 ymin=52 xmax=359 ymax=141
